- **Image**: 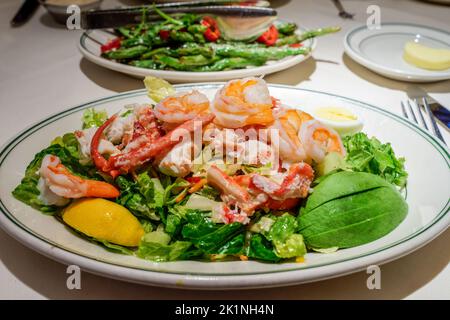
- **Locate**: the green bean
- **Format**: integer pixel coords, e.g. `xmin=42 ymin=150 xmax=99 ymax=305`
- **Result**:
xmin=213 ymin=44 xmax=310 ymax=60
xmin=298 ymin=26 xmax=341 ymax=42
xmin=129 ymin=59 xmax=159 ymax=69
xmin=277 ymin=22 xmax=297 ymax=35
xmin=276 ymin=26 xmax=341 ymax=46
xmin=197 ymin=57 xmax=266 ymax=72
xmin=102 ymin=45 xmax=148 ymax=60
xmin=170 ymin=30 xmax=195 ymax=43
xmin=176 ymin=44 xmax=214 ymax=57
xmin=141 ymin=47 xmax=174 ymax=59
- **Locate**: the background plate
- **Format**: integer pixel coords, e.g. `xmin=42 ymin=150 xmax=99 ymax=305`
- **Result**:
xmin=78 ymin=26 xmax=316 ymax=82
xmin=344 ymin=23 xmax=450 ymax=82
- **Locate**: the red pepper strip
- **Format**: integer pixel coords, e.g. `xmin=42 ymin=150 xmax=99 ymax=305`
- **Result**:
xmin=290 ymin=43 xmax=303 ymax=48
xmin=186 ymin=176 xmax=202 ymax=184
xmin=90 ymin=114 xmax=119 ymax=176
xmin=201 ymin=16 xmax=221 ymax=42
xmin=257 ymin=25 xmax=279 ymax=46
xmin=159 ymin=30 xmax=170 ymax=41
xmin=100 ymin=38 xmax=121 ymax=53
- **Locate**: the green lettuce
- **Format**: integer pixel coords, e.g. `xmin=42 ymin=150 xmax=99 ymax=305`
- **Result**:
xmin=267 ymin=214 xmax=306 ymax=259
xmin=137 ymin=226 xmax=192 ymax=261
xmin=250 ymin=214 xmax=306 ymax=259
xmin=181 ymin=211 xmax=245 ymax=254
xmin=50 ymin=132 xmax=80 ymax=160
xmin=116 ymin=173 xmax=165 ymax=221
xmin=343 ymin=133 xmax=408 ymax=188
xmin=246 ymin=234 xmax=280 ymax=262
xmin=81 ymin=108 xmax=108 ymax=129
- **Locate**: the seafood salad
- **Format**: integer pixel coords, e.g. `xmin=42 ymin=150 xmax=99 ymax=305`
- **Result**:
xmin=12 ymin=77 xmax=409 ymax=262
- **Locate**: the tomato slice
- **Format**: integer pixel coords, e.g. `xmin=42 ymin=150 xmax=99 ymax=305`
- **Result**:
xmin=201 ymin=16 xmax=221 ymax=42
xmin=257 ymin=25 xmax=279 ymax=46
xmin=100 ymin=37 xmax=121 ymax=53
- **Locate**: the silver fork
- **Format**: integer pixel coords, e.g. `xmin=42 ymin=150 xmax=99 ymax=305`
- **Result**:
xmin=401 ymin=98 xmax=447 ymax=145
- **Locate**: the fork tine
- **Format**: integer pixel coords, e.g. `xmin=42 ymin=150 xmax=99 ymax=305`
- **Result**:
xmin=407 ymin=100 xmax=418 ymax=124
xmin=422 ymin=98 xmax=447 ymax=145
xmin=401 ymin=101 xmax=409 ymax=119
xmin=414 ymin=98 xmax=429 ymax=130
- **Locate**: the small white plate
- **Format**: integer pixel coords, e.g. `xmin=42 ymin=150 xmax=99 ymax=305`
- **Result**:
xmin=344 ymin=23 xmax=450 ymax=82
xmin=0 ymin=84 xmax=449 ymax=289
xmin=78 ymin=26 xmax=316 ymax=83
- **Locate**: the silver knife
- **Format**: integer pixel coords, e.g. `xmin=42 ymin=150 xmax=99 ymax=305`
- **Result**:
xmin=81 ymin=5 xmax=277 ymax=30
xmin=10 ymin=0 xmax=40 ymax=27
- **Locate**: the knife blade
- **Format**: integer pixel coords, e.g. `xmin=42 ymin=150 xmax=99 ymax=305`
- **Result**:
xmin=81 ymin=5 xmax=277 ymax=30
xmin=10 ymin=0 xmax=40 ymax=27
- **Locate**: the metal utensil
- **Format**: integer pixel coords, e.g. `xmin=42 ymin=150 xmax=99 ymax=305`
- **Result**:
xmin=81 ymin=5 xmax=277 ymax=29
xmin=401 ymin=98 xmax=447 ymax=145
xmin=10 ymin=0 xmax=40 ymax=27
xmin=331 ymin=0 xmax=354 ymax=19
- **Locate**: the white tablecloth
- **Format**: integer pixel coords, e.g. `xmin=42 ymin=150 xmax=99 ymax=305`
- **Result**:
xmin=0 ymin=0 xmax=449 ymax=299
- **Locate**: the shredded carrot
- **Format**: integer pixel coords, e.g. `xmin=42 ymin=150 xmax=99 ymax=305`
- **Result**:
xmin=174 ymin=190 xmax=187 ymax=203
xmin=296 ymin=256 xmax=305 ymax=263
xmin=239 ymin=255 xmax=249 ymax=261
xmin=188 ymin=178 xmax=207 ymax=193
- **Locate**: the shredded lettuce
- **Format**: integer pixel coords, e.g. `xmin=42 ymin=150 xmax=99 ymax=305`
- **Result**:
xmin=81 ymin=108 xmax=108 ymax=129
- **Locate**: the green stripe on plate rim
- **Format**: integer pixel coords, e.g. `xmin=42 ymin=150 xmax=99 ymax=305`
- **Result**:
xmin=0 ymin=84 xmax=448 ymax=276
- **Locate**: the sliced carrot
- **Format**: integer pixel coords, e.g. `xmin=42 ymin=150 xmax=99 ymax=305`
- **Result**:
xmin=188 ymin=178 xmax=207 ymax=194
xmin=174 ymin=190 xmax=187 ymax=203
xmin=239 ymin=255 xmax=249 ymax=261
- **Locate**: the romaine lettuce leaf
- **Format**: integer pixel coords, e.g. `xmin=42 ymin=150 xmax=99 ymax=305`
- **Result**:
xmin=81 ymin=108 xmax=108 ymax=129
xmin=137 ymin=226 xmax=192 ymax=261
xmin=50 ymin=132 xmax=80 ymax=160
xmin=246 ymin=234 xmax=280 ymax=262
xmin=116 ymin=173 xmax=164 ymax=221
xmin=181 ymin=211 xmax=245 ymax=254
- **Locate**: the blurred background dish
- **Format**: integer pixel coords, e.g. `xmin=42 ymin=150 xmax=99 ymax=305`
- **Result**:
xmin=344 ymin=23 xmax=450 ymax=82
xmin=39 ymin=0 xmax=103 ymax=24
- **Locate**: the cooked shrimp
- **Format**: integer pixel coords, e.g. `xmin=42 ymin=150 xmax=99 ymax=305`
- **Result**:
xmin=154 ymin=90 xmax=210 ymax=125
xmin=39 ymin=155 xmax=120 ymax=199
xmin=299 ymin=120 xmax=346 ymax=163
xmin=269 ymin=109 xmax=313 ymax=163
xmin=211 ymin=77 xmax=274 ymax=128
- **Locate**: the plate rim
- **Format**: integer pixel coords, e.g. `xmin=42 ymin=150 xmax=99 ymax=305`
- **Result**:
xmin=77 ymin=24 xmax=317 ymax=80
xmin=0 ymin=84 xmax=449 ymax=289
xmin=344 ymin=22 xmax=450 ymax=82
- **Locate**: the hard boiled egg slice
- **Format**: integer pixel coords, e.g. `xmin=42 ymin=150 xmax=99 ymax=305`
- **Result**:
xmin=310 ymin=106 xmax=363 ymax=136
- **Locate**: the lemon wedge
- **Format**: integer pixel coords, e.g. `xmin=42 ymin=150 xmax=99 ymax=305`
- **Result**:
xmin=403 ymin=41 xmax=450 ymax=71
xmin=143 ymin=76 xmax=175 ymax=103
xmin=63 ymin=199 xmax=144 ymax=247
